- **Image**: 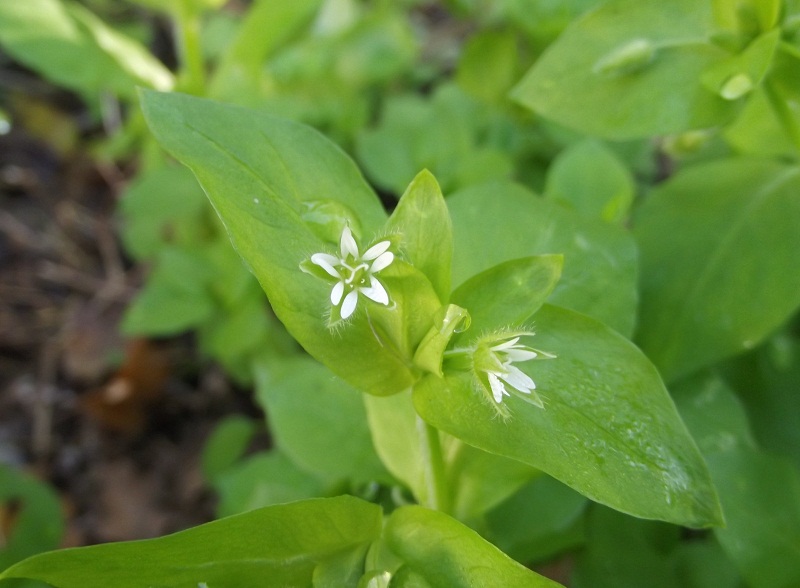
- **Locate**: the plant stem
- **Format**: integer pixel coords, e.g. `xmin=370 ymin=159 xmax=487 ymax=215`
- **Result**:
xmin=416 ymin=416 xmax=450 ymax=513
xmin=174 ymin=0 xmax=205 ymax=95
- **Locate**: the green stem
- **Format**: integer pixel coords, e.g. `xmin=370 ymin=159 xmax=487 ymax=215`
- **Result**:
xmin=416 ymin=416 xmax=450 ymax=513
xmin=764 ymin=79 xmax=800 ymax=155
xmin=174 ymin=0 xmax=206 ymax=95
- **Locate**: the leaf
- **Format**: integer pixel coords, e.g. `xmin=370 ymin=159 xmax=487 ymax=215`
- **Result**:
xmin=119 ymin=164 xmax=208 ymax=260
xmin=456 ymin=30 xmax=519 ymax=104
xmin=450 ymin=255 xmax=563 ymax=342
xmin=385 ymin=170 xmax=452 ymax=302
xmin=141 ymin=90 xmax=421 ymax=396
xmin=64 ymin=3 xmax=173 ymax=93
xmin=512 ymin=0 xmax=737 ymax=138
xmin=254 ymin=358 xmax=389 ymax=484
xmin=486 ymin=475 xmax=588 ymax=564
xmin=414 ymin=304 xmax=723 ymax=528
xmin=544 ymin=139 xmax=635 ymax=224
xmin=572 ymin=506 xmax=681 ymax=588
xmin=0 ymin=466 xmax=64 ymax=571
xmin=363 ymin=392 xmax=429 ymax=505
xmin=385 ymin=506 xmax=563 ymax=587
xmin=448 ymin=180 xmax=637 ymax=337
xmin=201 ymin=416 xmax=257 ymax=483
xmin=0 ymin=496 xmax=382 ymax=588
xmin=121 ymin=247 xmax=216 ymax=336
xmin=444 ymin=440 xmax=537 ymax=522
xmin=673 ymin=374 xmax=800 ymax=588
xmin=0 ymin=0 xmax=171 ymax=101
xmin=634 ymin=158 xmax=800 ymax=382
xmin=214 ymin=451 xmax=326 ymax=518
xmin=209 ymin=0 xmax=322 ymax=102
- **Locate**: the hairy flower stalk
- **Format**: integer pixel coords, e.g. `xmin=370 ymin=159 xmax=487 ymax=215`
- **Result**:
xmin=305 ymin=225 xmax=394 ymax=321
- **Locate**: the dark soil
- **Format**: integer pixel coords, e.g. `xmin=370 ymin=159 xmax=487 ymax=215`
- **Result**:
xmin=0 ymin=88 xmax=254 ymax=547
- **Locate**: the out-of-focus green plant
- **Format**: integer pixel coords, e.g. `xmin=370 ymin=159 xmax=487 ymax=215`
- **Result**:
xmin=1 ymin=0 xmax=799 ymax=586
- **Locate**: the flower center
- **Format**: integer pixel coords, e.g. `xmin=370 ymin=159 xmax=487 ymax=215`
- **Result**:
xmin=341 ymin=261 xmax=370 ymax=288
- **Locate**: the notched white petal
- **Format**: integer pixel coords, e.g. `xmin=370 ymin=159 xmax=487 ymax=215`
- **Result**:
xmin=362 ymin=240 xmax=391 ymax=261
xmin=370 ymin=251 xmax=394 ymax=273
xmin=491 ymin=337 xmax=520 ymax=351
xmin=487 ymin=372 xmax=508 ymax=403
xmin=504 ymin=348 xmax=538 ymax=362
xmin=340 ymin=226 xmax=359 ymax=259
xmin=341 ymin=290 xmax=359 ymax=319
xmin=330 ymin=281 xmax=345 ymax=305
xmin=311 ymin=253 xmax=342 ymax=278
xmin=502 ymin=364 xmax=536 ymax=392
xmin=360 ymin=276 xmax=389 ymax=305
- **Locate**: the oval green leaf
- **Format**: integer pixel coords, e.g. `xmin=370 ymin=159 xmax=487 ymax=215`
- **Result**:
xmin=414 ymin=304 xmax=723 ymax=528
xmin=634 ymin=159 xmax=800 ymax=382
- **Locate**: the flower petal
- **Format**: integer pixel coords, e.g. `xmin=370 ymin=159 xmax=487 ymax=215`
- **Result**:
xmin=341 ymin=290 xmax=359 ymax=319
xmin=491 ymin=337 xmax=521 ymax=351
xmin=503 ymin=348 xmax=538 ymax=362
xmin=340 ymin=226 xmax=359 ymax=259
xmin=487 ymin=372 xmax=508 ymax=403
xmin=360 ymin=276 xmax=389 ymax=305
xmin=370 ymin=251 xmax=394 ymax=273
xmin=310 ymin=253 xmax=342 ymax=278
xmin=499 ymin=365 xmax=536 ymax=394
xmin=330 ymin=281 xmax=345 ymax=305
xmin=362 ymin=240 xmax=391 ymax=261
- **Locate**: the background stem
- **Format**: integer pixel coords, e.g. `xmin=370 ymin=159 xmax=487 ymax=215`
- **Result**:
xmin=416 ymin=416 xmax=450 ymax=513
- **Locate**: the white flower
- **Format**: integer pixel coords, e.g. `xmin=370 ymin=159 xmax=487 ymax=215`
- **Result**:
xmin=307 ymin=226 xmax=394 ymax=320
xmin=463 ymin=333 xmax=555 ymax=413
xmin=483 ymin=337 xmax=541 ymax=405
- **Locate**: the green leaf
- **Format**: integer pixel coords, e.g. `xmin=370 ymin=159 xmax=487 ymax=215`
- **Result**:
xmin=456 ymin=30 xmax=519 ymax=104
xmin=0 ymin=0 xmax=171 ymax=101
xmin=119 ymin=164 xmax=208 ymax=259
xmin=450 ymin=255 xmax=563 ymax=342
xmin=121 ymin=247 xmax=216 ymax=336
xmin=413 ymin=305 xmax=470 ymax=377
xmin=0 ymin=496 xmax=382 ymax=588
xmin=140 ymin=90 xmax=420 ymax=396
xmin=201 ymin=415 xmax=257 ymax=483
xmin=385 ymin=506 xmax=563 ymax=587
xmin=512 ymin=0 xmax=736 ymax=139
xmin=63 ymin=3 xmax=173 ymax=93
xmin=385 ymin=170 xmax=452 ymax=303
xmin=706 ymin=450 xmax=800 ymax=588
xmin=634 ymin=159 xmax=800 ymax=382
xmin=209 ymin=0 xmax=322 ymax=102
xmin=356 ymin=85 xmax=513 ymax=195
xmin=544 ymin=139 xmax=635 ymax=224
xmin=721 ymin=329 xmax=800 ymax=469
xmin=701 ymin=29 xmax=780 ymax=101
xmin=487 ymin=475 xmax=587 ymax=564
xmin=415 ymin=304 xmax=723 ymax=528
xmin=254 ymin=358 xmax=388 ymax=484
xmin=0 ymin=466 xmax=64 ymax=571
xmin=214 ymin=451 xmax=326 ymax=517
xmin=573 ymin=506 xmax=681 ymax=588
xmin=673 ymin=374 xmax=800 ymax=588
xmin=448 ymin=180 xmax=637 ymax=337
xmin=363 ymin=392 xmax=428 ymax=505
xmin=444 ymin=440 xmax=537 ymax=522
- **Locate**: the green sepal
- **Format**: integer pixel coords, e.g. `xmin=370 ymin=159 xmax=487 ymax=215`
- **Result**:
xmin=413 ymin=305 xmax=471 ymax=376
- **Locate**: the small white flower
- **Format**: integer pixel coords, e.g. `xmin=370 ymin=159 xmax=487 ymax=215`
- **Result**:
xmin=455 ymin=332 xmax=555 ymax=414
xmin=307 ymin=226 xmax=394 ymax=320
xmin=484 ymin=337 xmax=541 ymax=405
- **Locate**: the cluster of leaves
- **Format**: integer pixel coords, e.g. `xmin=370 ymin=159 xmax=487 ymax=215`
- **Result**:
xmin=1 ymin=0 xmax=799 ymax=586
